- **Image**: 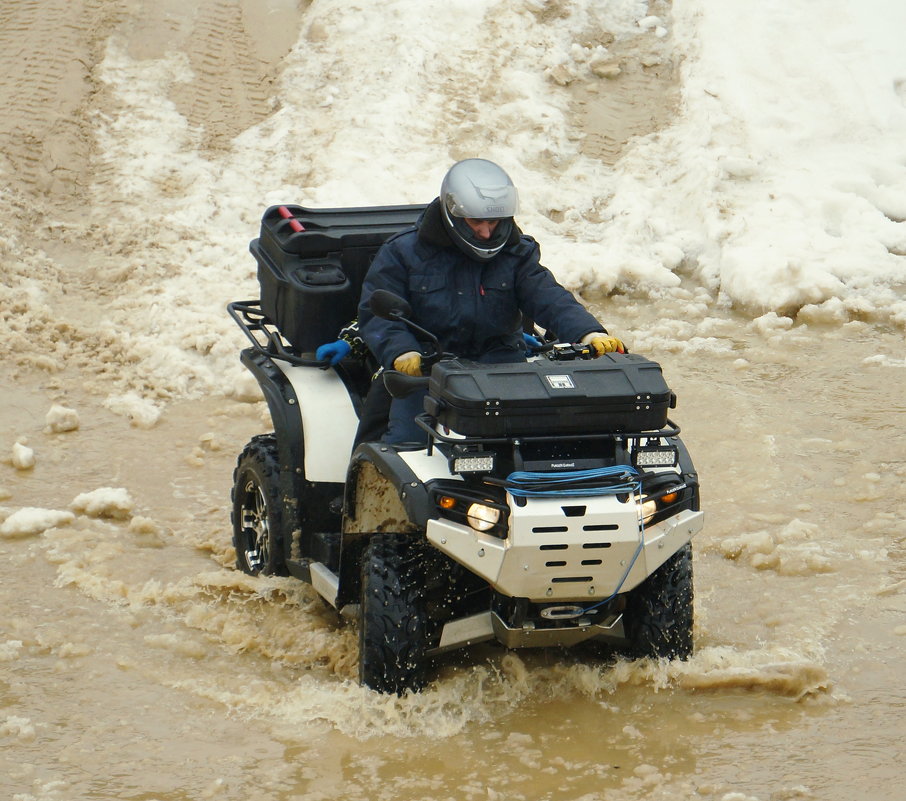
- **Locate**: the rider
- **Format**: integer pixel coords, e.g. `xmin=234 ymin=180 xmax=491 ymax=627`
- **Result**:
xmin=357 ymin=158 xmax=624 ymax=444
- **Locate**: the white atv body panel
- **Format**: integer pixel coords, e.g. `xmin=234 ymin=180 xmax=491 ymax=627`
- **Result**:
xmin=276 ymin=362 xmax=358 ymax=482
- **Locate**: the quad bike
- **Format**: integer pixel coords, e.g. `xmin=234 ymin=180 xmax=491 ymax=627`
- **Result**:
xmin=228 ymin=204 xmax=704 ymax=694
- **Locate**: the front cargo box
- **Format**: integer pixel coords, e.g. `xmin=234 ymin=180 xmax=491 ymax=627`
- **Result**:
xmin=251 ymin=204 xmax=426 ymax=352
xmin=425 ymin=354 xmax=673 ymax=437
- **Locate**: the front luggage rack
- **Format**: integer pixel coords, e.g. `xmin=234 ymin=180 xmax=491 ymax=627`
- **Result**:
xmin=227 ymin=300 xmax=324 ymax=368
xmin=415 ymin=412 xmax=681 ymax=450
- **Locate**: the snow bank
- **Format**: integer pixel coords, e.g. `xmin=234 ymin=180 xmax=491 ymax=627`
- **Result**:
xmin=9 ymin=0 xmax=905 ymax=407
xmin=636 ymin=0 xmax=906 ymax=322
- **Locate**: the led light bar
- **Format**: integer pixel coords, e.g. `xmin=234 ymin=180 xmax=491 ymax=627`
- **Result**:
xmin=453 ymin=454 xmax=495 ymax=473
xmin=633 ymin=446 xmax=678 ymax=468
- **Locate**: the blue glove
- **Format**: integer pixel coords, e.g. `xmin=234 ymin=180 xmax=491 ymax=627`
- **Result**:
xmin=316 ymin=339 xmax=351 ymax=366
xmin=522 ymin=332 xmax=543 ymax=355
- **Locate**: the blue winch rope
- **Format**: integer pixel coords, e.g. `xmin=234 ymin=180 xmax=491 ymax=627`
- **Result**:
xmin=579 ymin=535 xmax=646 ymax=615
xmin=503 ymin=465 xmax=640 ymax=498
xmin=501 ymin=464 xmax=649 ymax=614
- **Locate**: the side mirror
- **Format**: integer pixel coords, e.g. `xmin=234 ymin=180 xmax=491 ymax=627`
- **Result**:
xmin=369 ymin=289 xmax=412 ymax=321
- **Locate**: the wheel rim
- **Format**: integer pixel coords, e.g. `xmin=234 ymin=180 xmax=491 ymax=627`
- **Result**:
xmin=239 ymin=479 xmax=270 ymax=573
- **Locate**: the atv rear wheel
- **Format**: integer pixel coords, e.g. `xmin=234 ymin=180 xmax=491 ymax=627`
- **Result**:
xmin=625 ymin=543 xmax=693 ymax=659
xmin=359 ymin=533 xmax=428 ymax=694
xmin=231 ymin=435 xmax=289 ymax=576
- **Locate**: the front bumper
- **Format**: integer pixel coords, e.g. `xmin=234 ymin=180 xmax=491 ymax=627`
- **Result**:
xmin=426 ymin=493 xmax=704 ymax=603
xmin=428 ymin=609 xmax=627 ymax=655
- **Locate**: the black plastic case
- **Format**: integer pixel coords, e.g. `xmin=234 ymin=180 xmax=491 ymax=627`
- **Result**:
xmin=251 ymin=204 xmax=426 ymax=352
xmin=425 ymin=354 xmax=673 ymax=437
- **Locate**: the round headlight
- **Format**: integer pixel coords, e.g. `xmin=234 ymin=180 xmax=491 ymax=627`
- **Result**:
xmin=639 ymin=499 xmax=657 ymax=524
xmin=466 ymin=503 xmax=500 ymax=531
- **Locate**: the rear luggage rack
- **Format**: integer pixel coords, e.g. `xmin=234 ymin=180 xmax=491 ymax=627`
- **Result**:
xmin=227 ymin=299 xmax=322 ymax=367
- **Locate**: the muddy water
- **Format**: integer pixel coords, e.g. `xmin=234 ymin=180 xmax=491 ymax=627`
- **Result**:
xmin=1 ymin=0 xmax=904 ymax=799
xmin=3 ymin=304 xmax=905 ymax=801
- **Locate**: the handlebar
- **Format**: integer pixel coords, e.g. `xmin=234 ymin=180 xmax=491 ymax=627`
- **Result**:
xmin=543 ymin=342 xmax=595 ymax=361
xmin=382 ymin=370 xmax=429 ymax=399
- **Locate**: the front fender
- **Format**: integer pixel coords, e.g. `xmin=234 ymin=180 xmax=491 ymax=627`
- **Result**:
xmin=343 ymin=443 xmax=433 ymax=533
xmin=336 ymin=444 xmax=433 ymax=608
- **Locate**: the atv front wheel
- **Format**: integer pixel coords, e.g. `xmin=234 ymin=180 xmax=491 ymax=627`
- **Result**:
xmin=625 ymin=543 xmax=693 ymax=659
xmin=231 ymin=435 xmax=289 ymax=576
xmin=359 ymin=533 xmax=428 ymax=694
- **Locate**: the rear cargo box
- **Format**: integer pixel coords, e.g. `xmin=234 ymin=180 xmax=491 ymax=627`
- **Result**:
xmin=425 ymin=354 xmax=673 ymax=437
xmin=251 ymin=204 xmax=426 ymax=352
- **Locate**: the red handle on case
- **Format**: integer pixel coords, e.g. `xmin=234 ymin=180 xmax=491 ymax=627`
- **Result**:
xmin=277 ymin=205 xmax=304 ymax=233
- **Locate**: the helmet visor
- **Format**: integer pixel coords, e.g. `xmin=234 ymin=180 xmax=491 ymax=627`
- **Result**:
xmin=445 ymin=183 xmax=519 ymax=220
xmin=442 ymin=158 xmax=519 ymax=220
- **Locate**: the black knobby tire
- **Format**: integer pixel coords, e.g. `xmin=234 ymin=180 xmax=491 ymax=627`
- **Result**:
xmin=625 ymin=543 xmax=694 ymax=660
xmin=359 ymin=533 xmax=428 ymax=695
xmin=231 ymin=435 xmax=289 ymax=577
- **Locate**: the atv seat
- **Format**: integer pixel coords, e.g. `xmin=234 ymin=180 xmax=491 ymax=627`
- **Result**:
xmin=250 ymin=204 xmax=427 ymax=354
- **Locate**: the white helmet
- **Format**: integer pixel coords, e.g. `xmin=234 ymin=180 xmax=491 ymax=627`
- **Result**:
xmin=440 ymin=159 xmax=519 ymax=262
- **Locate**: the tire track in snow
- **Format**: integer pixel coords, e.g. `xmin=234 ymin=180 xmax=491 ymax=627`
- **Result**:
xmin=168 ymin=0 xmax=281 ymax=155
xmin=0 ymin=0 xmax=121 ymax=199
